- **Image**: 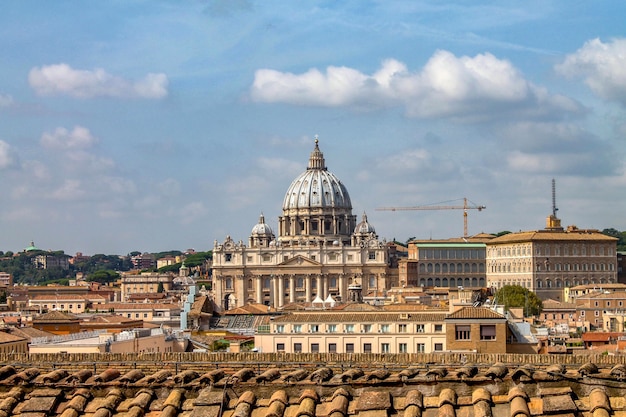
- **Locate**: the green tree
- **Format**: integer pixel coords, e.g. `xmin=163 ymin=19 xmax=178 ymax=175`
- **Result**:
xmin=494 ymin=285 xmax=543 ymax=316
xmin=86 ymin=270 xmax=120 ymax=284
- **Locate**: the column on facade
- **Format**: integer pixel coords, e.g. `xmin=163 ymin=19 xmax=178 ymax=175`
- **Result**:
xmin=278 ymin=275 xmax=285 ymax=308
xmin=339 ymin=274 xmax=345 ymax=301
xmin=323 ymin=274 xmax=329 ymax=299
xmin=289 ymin=275 xmax=296 ymax=303
xmin=271 ymin=275 xmax=277 ymax=307
xmin=305 ymin=275 xmax=311 ymax=303
xmin=316 ymin=275 xmax=323 ymax=299
xmin=256 ymin=277 xmax=263 ymax=304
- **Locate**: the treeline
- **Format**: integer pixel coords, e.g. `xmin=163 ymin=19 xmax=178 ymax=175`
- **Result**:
xmin=0 ymin=249 xmax=212 ymax=286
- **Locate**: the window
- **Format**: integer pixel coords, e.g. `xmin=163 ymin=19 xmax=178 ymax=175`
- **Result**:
xmin=480 ymin=325 xmax=496 ymax=340
xmin=369 ymin=251 xmax=376 ymax=260
xmin=455 ymin=325 xmax=471 ymax=340
xmin=434 ymin=324 xmax=443 ymax=332
xmin=345 ymin=324 xmax=355 ymax=333
xmin=225 ymin=278 xmax=233 ymax=290
xmin=381 ymin=324 xmax=390 ymax=333
xmin=363 ymin=324 xmax=372 ymax=333
xmin=345 ymin=343 xmax=355 ymax=353
xmin=363 ymin=343 xmax=372 ymax=353
xmin=276 ymin=343 xmax=285 ymax=352
xmin=381 ymin=343 xmax=390 ymax=353
xmin=399 ymin=343 xmax=408 ymax=353
xmin=398 ymin=324 xmax=408 ymax=333
xmin=310 ymin=324 xmax=319 ymax=333
xmin=294 ymin=325 xmax=302 ymax=333
xmin=311 ymin=343 xmax=319 ymax=353
xmin=276 ymin=325 xmax=284 ymax=333
xmin=417 ymin=343 xmax=425 ymax=353
xmin=328 ymin=324 xmax=337 ymax=333
xmin=434 ymin=343 xmax=443 ymax=351
xmin=416 ymin=324 xmax=425 ymax=333
xmin=225 ymin=253 xmax=232 ymax=262
xmin=328 ymin=343 xmax=337 ymax=353
xmin=294 ymin=343 xmax=302 ymax=353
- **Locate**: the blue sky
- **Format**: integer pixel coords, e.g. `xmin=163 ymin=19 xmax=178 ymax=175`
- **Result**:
xmin=1 ymin=1 xmax=625 ymax=255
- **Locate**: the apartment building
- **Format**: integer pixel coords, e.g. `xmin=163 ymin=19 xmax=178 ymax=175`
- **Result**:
xmin=255 ymin=303 xmax=448 ymax=354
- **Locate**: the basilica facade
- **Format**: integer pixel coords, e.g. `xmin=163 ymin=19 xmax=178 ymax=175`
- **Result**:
xmin=211 ymin=139 xmax=392 ymax=312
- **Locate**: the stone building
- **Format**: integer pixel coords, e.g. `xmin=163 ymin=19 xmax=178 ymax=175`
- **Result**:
xmin=212 ymin=139 xmax=393 ymax=311
xmin=486 ymin=213 xmax=618 ymax=300
xmin=401 ymin=235 xmax=494 ymax=289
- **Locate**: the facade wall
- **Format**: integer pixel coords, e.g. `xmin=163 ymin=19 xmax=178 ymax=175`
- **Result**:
xmin=120 ymin=273 xmax=174 ymax=301
xmin=409 ymin=243 xmax=487 ymax=289
xmin=487 ymin=227 xmax=618 ymax=301
xmin=445 ymin=321 xmax=507 ymax=353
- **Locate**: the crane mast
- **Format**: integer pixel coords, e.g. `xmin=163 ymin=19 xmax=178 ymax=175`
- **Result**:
xmin=376 ymin=197 xmax=486 ymax=237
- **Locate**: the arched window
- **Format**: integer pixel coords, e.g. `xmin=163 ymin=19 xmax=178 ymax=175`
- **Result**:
xmin=536 ymin=280 xmax=542 ymax=288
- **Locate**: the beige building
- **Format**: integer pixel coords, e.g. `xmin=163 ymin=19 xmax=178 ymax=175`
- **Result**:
xmin=486 ymin=214 xmax=618 ymax=301
xmin=120 ymin=272 xmax=174 ymax=301
xmin=105 ymin=302 xmax=180 ymax=325
xmin=28 ymin=294 xmax=107 ymax=314
xmin=212 ymin=140 xmax=393 ymax=312
xmin=255 ymin=302 xmax=448 ymax=354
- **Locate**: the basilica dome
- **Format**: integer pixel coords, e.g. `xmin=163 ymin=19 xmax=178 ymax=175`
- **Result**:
xmin=251 ymin=213 xmax=274 ymax=236
xmin=282 ymin=139 xmax=352 ymax=211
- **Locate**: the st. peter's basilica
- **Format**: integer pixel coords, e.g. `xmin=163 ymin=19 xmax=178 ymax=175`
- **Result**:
xmin=211 ymin=139 xmax=395 ymax=311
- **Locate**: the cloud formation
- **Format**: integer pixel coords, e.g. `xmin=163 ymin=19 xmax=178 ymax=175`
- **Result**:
xmin=40 ymin=126 xmax=98 ymax=150
xmin=0 ymin=140 xmax=17 ymax=169
xmin=251 ymin=51 xmax=581 ymax=121
xmin=0 ymin=94 xmax=13 ymax=108
xmin=29 ymin=64 xmax=168 ymax=99
xmin=556 ymin=38 xmax=626 ymax=106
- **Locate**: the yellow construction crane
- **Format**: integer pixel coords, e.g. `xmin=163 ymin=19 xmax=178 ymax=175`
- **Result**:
xmin=376 ymin=197 xmax=486 ymax=237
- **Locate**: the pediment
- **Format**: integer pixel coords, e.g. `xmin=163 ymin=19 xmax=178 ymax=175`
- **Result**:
xmin=278 ymin=255 xmax=321 ymax=267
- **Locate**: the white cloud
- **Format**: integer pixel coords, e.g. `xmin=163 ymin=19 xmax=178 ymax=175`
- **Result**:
xmin=251 ymin=52 xmax=581 ymax=121
xmin=48 ymin=179 xmax=85 ymax=200
xmin=41 ymin=126 xmax=99 ymax=150
xmin=29 ymin=63 xmax=168 ymax=99
xmin=0 ymin=140 xmax=17 ymax=169
xmin=556 ymin=38 xmax=626 ymax=105
xmin=0 ymin=94 xmax=14 ymax=108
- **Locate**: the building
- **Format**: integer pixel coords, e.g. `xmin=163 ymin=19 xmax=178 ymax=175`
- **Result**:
xmin=574 ymin=291 xmax=626 ymax=331
xmin=255 ymin=302 xmax=447 ymax=354
xmin=131 ymin=252 xmax=156 ymax=270
xmin=105 ymin=303 xmax=181 ymax=326
xmin=0 ymin=272 xmax=12 ymax=287
xmin=33 ymin=253 xmax=70 ymax=270
xmin=28 ymin=328 xmax=181 ymax=354
xmin=444 ymin=306 xmax=509 ymax=353
xmin=120 ymin=272 xmax=174 ymax=301
xmin=32 ymin=311 xmax=81 ymax=335
xmin=486 ymin=213 xmax=618 ymax=300
xmin=402 ymin=236 xmax=494 ymax=289
xmin=212 ymin=139 xmax=393 ymax=311
xmin=0 ymin=329 xmax=28 ymax=353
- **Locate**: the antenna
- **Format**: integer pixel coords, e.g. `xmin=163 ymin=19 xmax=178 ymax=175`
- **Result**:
xmin=552 ymin=179 xmax=558 ymax=217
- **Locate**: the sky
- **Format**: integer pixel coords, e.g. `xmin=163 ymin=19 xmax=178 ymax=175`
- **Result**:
xmin=1 ymin=1 xmax=626 ymax=256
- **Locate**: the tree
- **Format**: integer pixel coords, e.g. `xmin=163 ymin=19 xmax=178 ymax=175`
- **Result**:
xmin=493 ymin=285 xmax=543 ymax=316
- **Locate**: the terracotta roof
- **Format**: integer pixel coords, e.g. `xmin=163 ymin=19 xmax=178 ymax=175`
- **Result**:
xmin=105 ymin=303 xmax=180 ymax=310
xmin=581 ymin=332 xmax=625 ymax=342
xmin=446 ymin=306 xmax=507 ymax=320
xmin=33 ymin=311 xmax=79 ymax=322
xmin=542 ymin=299 xmax=576 ymax=310
xmin=0 ymin=354 xmax=624 ymax=417
xmin=273 ymin=312 xmax=448 ymax=323
xmin=0 ymin=331 xmax=26 ymax=344
xmin=488 ymin=228 xmax=616 ymax=243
